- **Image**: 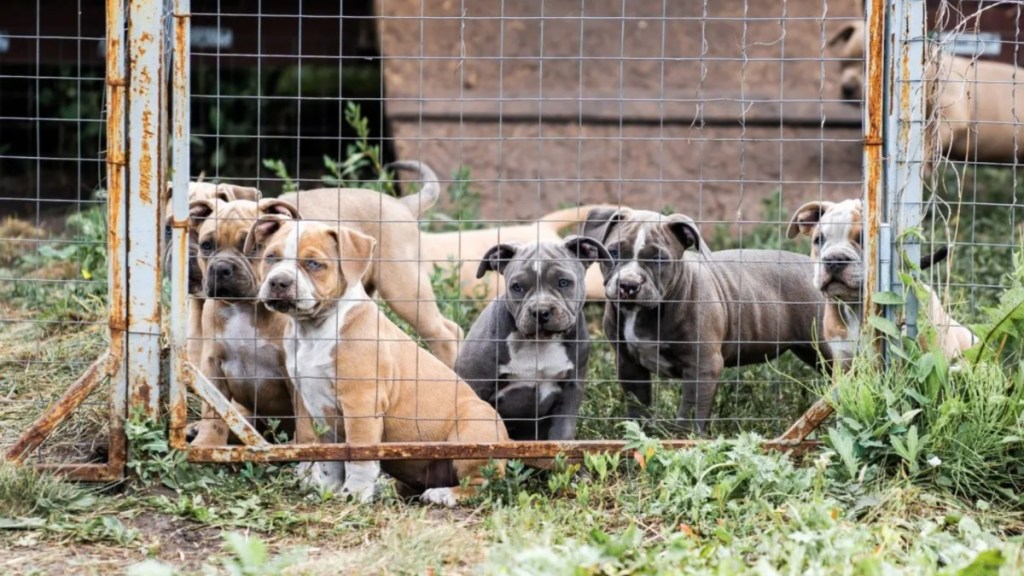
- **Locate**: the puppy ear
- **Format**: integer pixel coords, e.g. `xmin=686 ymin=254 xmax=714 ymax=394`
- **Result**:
xmin=787 ymin=201 xmax=832 ymax=239
xmin=188 ymin=199 xmax=216 ymax=230
xmin=562 ymin=235 xmax=613 ymax=270
xmin=664 ymin=214 xmax=711 ymax=258
xmin=827 ymin=23 xmax=857 ymax=50
xmin=476 ymin=243 xmax=519 ymax=279
xmin=581 ymin=207 xmax=628 ymax=243
xmin=258 ymin=198 xmax=302 ymax=220
xmin=332 ymin=227 xmax=376 ymax=284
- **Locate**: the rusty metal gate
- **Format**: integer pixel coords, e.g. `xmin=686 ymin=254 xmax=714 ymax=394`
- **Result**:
xmin=8 ymin=0 xmax=1004 ymax=479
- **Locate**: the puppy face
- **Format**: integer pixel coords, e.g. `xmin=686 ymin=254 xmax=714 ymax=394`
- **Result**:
xmin=827 ymin=21 xmax=866 ymax=104
xmin=477 ymin=236 xmax=611 ymax=337
xmin=256 ymin=221 xmax=375 ymax=320
xmin=582 ymin=208 xmax=710 ymax=309
xmin=193 ymin=199 xmax=261 ymax=300
xmin=163 ymin=181 xmax=260 ymax=295
xmin=787 ymin=199 xmax=864 ymax=301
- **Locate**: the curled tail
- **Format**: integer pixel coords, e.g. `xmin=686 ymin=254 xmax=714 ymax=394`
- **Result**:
xmin=388 ymin=160 xmax=441 ymax=218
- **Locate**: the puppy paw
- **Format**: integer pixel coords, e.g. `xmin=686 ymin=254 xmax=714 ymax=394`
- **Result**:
xmin=296 ymin=461 xmax=346 ymax=493
xmin=341 ymin=481 xmax=376 ymax=503
xmin=341 ymin=461 xmax=381 ymax=503
xmin=420 ymin=487 xmax=458 ymax=508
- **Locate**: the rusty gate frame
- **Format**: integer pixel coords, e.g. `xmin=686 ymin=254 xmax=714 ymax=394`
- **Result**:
xmin=6 ymin=0 xmax=928 ymax=478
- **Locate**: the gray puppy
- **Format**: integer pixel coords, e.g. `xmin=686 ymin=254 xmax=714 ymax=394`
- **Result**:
xmin=455 ymin=236 xmax=612 ymax=441
xmin=583 ymin=207 xmax=832 ymax=434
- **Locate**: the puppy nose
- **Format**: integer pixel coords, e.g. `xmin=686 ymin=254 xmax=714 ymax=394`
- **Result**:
xmin=534 ymin=308 xmax=552 ymax=324
xmin=841 ymin=84 xmax=856 ymax=100
xmin=617 ymin=279 xmax=643 ymax=298
xmin=212 ymin=263 xmax=232 ymax=279
xmin=823 ymin=256 xmax=848 ymax=275
xmin=269 ymin=276 xmax=293 ymax=292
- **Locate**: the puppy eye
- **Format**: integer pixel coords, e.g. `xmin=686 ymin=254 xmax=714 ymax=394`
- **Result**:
xmin=199 ymin=240 xmax=214 ymax=253
xmin=607 ymin=249 xmax=620 ymax=261
xmin=510 ymin=282 xmax=525 ymax=294
xmin=813 ymin=235 xmax=824 ymax=247
xmin=306 ymin=260 xmax=324 ymax=272
xmin=265 ymin=252 xmax=280 ymax=264
xmin=557 ymin=278 xmax=572 ymax=288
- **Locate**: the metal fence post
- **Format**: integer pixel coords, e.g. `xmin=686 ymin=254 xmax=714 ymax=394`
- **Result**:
xmin=863 ymin=0 xmax=888 ymax=340
xmin=885 ymin=0 xmax=927 ymax=335
xmin=126 ymin=0 xmax=167 ymax=418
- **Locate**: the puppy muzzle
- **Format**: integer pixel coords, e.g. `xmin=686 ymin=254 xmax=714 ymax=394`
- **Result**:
xmin=204 ymin=255 xmax=258 ymax=299
xmin=261 ymin=273 xmax=299 ymax=313
xmin=515 ymin=301 xmax=574 ymax=338
xmin=605 ymin=270 xmax=659 ymax=309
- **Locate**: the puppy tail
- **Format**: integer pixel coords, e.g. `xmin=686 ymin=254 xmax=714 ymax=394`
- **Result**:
xmin=389 ymin=160 xmax=441 ymax=218
xmin=538 ymin=204 xmax=620 ymax=236
xmin=919 ymin=246 xmax=949 ymax=271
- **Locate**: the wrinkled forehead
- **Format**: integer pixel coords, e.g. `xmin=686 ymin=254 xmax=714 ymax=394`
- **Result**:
xmin=508 ymin=243 xmax=580 ymax=276
xmin=605 ymin=210 xmax=664 ymax=244
xmin=267 ymin=221 xmax=335 ymax=257
xmin=818 ymin=200 xmax=863 ymax=241
xmin=199 ymin=202 xmax=258 ymax=238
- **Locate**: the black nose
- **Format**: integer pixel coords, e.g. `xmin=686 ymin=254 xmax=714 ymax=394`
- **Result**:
xmin=841 ymin=84 xmax=856 ymax=100
xmin=212 ymin=263 xmax=232 ymax=280
xmin=617 ymin=280 xmax=642 ymax=298
xmin=824 ymin=256 xmax=848 ymax=275
xmin=269 ymin=276 xmax=293 ymax=292
xmin=535 ymin=308 xmax=552 ymax=324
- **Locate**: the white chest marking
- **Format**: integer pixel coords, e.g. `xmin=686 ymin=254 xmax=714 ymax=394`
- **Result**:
xmin=219 ymin=308 xmax=283 ymax=384
xmin=622 ymin=309 xmax=675 ymax=375
xmin=496 ymin=334 xmax=573 ymax=404
xmin=286 ymin=285 xmax=366 ymax=440
xmin=829 ymin=304 xmax=861 ymax=361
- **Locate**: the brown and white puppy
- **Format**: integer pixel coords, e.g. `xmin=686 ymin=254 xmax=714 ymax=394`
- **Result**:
xmin=253 ymin=218 xmax=508 ymax=506
xmin=187 ymin=198 xmax=299 ymax=446
xmin=829 ymin=20 xmax=1024 ymax=164
xmin=787 ymin=198 xmax=976 ymax=366
xmin=163 ymin=181 xmax=260 ymax=368
xmin=584 ymin=207 xmax=831 ymax=433
xmin=279 ymin=161 xmax=463 ymax=367
xmin=419 ymin=205 xmax=615 ymax=302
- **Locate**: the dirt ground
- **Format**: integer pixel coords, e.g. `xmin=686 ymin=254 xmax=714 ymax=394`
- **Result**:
xmin=378 ymin=0 xmax=866 ymax=223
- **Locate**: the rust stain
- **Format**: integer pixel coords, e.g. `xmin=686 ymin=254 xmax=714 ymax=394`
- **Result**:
xmin=774 ymin=396 xmax=835 ymax=445
xmin=172 ymin=12 xmax=190 ymax=141
xmin=138 ymin=107 xmax=154 ymax=204
xmin=35 ymin=463 xmax=122 ymax=482
xmin=185 ymin=439 xmax=821 ymax=464
xmin=862 ymin=0 xmax=886 ymax=327
xmin=5 ymin=352 xmax=110 ymax=463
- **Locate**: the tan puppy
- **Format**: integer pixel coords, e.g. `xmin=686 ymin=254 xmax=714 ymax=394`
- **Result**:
xmin=279 ymin=161 xmax=463 ymax=367
xmin=787 ymin=198 xmax=976 ymax=367
xmin=829 ymin=21 xmax=1024 ymax=164
xmin=252 ymin=218 xmax=508 ymax=506
xmin=420 ymin=205 xmax=614 ymax=302
xmin=163 ymin=181 xmax=260 ymax=368
xmin=187 ymin=198 xmax=299 ymax=446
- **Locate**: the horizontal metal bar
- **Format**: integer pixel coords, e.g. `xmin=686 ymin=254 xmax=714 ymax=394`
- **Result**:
xmin=185 ymin=439 xmax=822 ymax=463
xmin=35 ymin=462 xmax=123 ymax=482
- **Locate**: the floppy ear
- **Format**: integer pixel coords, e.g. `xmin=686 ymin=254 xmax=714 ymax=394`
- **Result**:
xmin=188 ymin=199 xmax=216 ymax=230
xmin=787 ymin=201 xmax=833 ymax=239
xmin=258 ymin=198 xmax=302 ymax=220
xmin=244 ymin=215 xmax=287 ymax=256
xmin=562 ymin=235 xmax=613 ymax=270
xmin=581 ymin=207 xmax=628 ymax=243
xmin=664 ymin=214 xmax=711 ymax=258
xmin=332 ymin=227 xmax=376 ymax=284
xmin=827 ymin=23 xmax=857 ymax=51
xmin=475 ymin=243 xmax=520 ymax=279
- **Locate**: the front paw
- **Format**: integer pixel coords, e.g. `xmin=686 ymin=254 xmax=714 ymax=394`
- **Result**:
xmin=420 ymin=487 xmax=458 ymax=508
xmin=341 ymin=461 xmax=381 ymax=503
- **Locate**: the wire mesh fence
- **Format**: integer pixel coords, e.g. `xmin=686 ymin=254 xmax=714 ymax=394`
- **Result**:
xmin=3 ymin=0 xmax=1023 ymax=487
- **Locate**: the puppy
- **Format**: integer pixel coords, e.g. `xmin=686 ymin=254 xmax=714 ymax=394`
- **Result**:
xmin=187 ymin=198 xmax=299 ymax=446
xmin=829 ymin=20 xmax=1024 ymax=164
xmin=253 ymin=218 xmax=508 ymax=506
xmin=787 ymin=198 xmax=976 ymax=366
xmin=419 ymin=205 xmax=615 ymax=302
xmin=278 ymin=161 xmax=463 ymax=367
xmin=455 ymin=236 xmax=611 ymax=441
xmin=162 ymin=181 xmax=260 ymax=367
xmin=584 ymin=207 xmax=832 ymax=433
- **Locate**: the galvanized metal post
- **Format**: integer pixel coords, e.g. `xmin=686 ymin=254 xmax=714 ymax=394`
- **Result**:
xmin=862 ymin=0 xmax=887 ymax=335
xmin=885 ymin=0 xmax=927 ymax=336
xmin=126 ymin=0 xmax=166 ymax=418
xmin=169 ymin=0 xmax=191 ymax=448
